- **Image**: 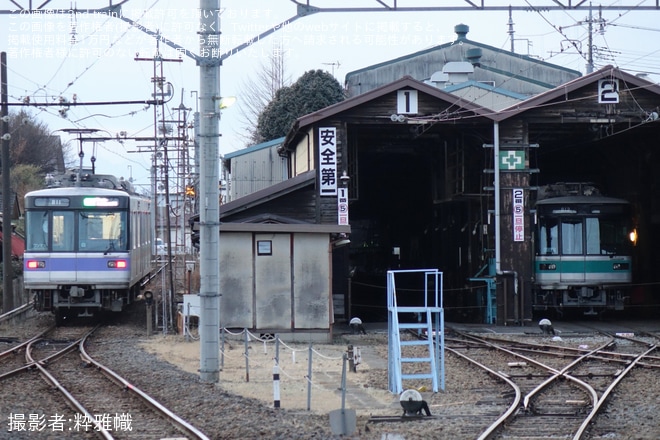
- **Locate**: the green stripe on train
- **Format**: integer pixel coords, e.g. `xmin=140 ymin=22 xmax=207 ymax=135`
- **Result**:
xmin=535 ymin=259 xmax=631 ymax=273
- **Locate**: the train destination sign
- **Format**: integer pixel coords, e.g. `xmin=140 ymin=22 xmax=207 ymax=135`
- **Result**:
xmin=34 ymin=197 xmax=70 ymax=207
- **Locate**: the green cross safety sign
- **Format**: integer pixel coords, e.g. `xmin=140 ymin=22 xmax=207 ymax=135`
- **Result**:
xmin=499 ymin=150 xmax=525 ymax=170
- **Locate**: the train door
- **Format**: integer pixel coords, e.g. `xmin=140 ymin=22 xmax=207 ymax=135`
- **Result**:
xmin=559 ymin=218 xmax=585 ymax=284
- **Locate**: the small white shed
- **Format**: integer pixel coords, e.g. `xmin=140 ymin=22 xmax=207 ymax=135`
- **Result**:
xmin=218 ymin=223 xmax=348 ymax=343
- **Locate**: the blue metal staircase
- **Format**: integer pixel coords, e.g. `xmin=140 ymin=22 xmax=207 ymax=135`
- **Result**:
xmin=387 ymin=269 xmax=445 ymax=394
xmin=470 ymin=259 xmax=498 ymax=325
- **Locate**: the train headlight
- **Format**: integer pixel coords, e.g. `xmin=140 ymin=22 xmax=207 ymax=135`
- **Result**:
xmin=107 ymin=260 xmax=128 ymax=269
xmin=539 ymin=263 xmax=557 ymax=271
xmin=26 ymin=260 xmax=46 ymax=269
xmin=613 ymin=263 xmax=630 ymax=270
xmin=629 ymin=229 xmax=638 ymax=245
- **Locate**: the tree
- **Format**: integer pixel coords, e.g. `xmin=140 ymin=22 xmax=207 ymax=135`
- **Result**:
xmin=7 ymin=110 xmax=70 ymax=174
xmin=291 ymin=69 xmax=346 ymax=116
xmin=255 ymin=69 xmax=345 ymax=142
xmin=10 ymin=164 xmax=43 ymax=214
xmin=237 ymin=44 xmax=292 ymax=146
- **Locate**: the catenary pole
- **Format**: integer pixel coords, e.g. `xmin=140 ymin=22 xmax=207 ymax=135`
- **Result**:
xmin=1 ymin=52 xmax=13 ymax=312
xmin=198 ymin=0 xmax=221 ymax=383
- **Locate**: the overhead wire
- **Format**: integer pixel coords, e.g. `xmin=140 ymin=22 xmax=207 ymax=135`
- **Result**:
xmin=54 ymin=0 xmax=163 ymax=100
xmin=443 ymin=0 xmax=660 ymax=116
xmin=6 ymin=1 xmax=164 ymax=128
xmin=3 ymin=1 xmax=659 ymax=169
xmin=523 ymin=0 xmax=590 ymax=67
xmin=421 ymin=6 xmax=591 ymax=113
xmin=19 ymin=1 xmax=167 ymax=179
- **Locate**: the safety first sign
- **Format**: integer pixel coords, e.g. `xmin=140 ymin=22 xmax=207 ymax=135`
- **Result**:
xmin=319 ymin=127 xmax=337 ymax=196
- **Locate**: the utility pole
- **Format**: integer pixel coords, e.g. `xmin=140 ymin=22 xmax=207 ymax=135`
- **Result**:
xmin=582 ymin=4 xmax=606 ymax=74
xmin=174 ymin=94 xmax=192 ymax=262
xmin=1 ymin=52 xmax=12 ymax=312
xmin=508 ymin=6 xmax=515 ymax=53
xmin=135 ymin=37 xmax=181 ymax=333
xmin=198 ymin=0 xmax=221 ymax=383
xmin=586 ymin=5 xmax=594 ymax=74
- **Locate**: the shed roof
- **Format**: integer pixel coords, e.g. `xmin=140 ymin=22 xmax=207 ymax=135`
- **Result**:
xmin=344 ymin=24 xmax=582 ymax=98
xmin=345 ymin=34 xmax=581 ymax=83
xmin=220 ymin=169 xmax=317 ymax=219
xmin=223 ymin=137 xmax=285 ymax=160
xmin=494 ymin=65 xmax=660 ymax=121
xmin=282 ymin=75 xmax=496 ymax=151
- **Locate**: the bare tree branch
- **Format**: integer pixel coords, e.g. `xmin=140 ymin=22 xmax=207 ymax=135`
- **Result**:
xmin=235 ymin=42 xmax=292 ymax=146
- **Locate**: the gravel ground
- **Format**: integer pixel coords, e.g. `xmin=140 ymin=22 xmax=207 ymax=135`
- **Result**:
xmin=88 ymin=316 xmax=498 ymax=440
xmin=3 ymin=308 xmax=660 ymax=439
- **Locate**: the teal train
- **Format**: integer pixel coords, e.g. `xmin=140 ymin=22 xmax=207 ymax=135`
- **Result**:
xmin=533 ymin=183 xmax=634 ymax=317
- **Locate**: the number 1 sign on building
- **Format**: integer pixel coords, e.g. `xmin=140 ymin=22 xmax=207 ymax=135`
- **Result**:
xmin=513 ymin=188 xmax=524 ymax=242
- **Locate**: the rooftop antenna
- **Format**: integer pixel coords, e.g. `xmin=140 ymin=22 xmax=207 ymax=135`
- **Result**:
xmin=69 ymin=1 xmax=78 ymax=45
xmin=322 ymin=61 xmax=341 ymax=77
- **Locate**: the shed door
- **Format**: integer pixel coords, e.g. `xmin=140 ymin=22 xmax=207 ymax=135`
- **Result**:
xmin=255 ymin=233 xmax=292 ymax=329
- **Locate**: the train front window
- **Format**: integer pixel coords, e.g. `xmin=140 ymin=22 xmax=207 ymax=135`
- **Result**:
xmin=78 ymin=211 xmax=127 ymax=252
xmin=26 ymin=211 xmax=49 ymax=251
xmin=52 ymin=211 xmax=75 ymax=251
xmin=585 ymin=218 xmax=600 ymax=255
xmin=561 ymin=219 xmax=583 ymax=255
xmin=587 ymin=216 xmax=630 ymax=255
xmin=538 ymin=217 xmax=558 ymax=255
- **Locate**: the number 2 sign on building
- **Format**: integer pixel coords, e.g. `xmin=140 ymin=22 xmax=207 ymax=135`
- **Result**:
xmin=513 ymin=188 xmax=524 ymax=242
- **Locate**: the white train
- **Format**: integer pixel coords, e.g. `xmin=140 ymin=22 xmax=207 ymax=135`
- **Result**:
xmin=23 ymin=171 xmax=152 ymax=324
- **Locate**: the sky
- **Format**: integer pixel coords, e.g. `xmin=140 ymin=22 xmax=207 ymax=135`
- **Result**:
xmin=2 ymin=0 xmax=660 ymax=188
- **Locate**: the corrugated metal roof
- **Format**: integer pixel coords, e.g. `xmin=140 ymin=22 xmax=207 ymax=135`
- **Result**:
xmin=345 ymin=36 xmax=581 ymax=82
xmin=443 ymin=80 xmax=528 ymax=100
xmin=223 ymin=137 xmax=285 ymax=160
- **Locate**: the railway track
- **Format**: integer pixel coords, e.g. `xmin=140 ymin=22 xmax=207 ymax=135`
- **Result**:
xmin=0 ymin=301 xmax=35 ymax=326
xmin=444 ymin=330 xmax=660 ymax=440
xmin=1 ymin=321 xmax=209 ymax=439
xmin=5 ymin=309 xmax=660 ymax=439
xmin=0 ymin=326 xmax=53 ymax=380
xmin=367 ymin=331 xmax=514 ymax=438
xmin=1 ymin=325 xmax=97 ymax=439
